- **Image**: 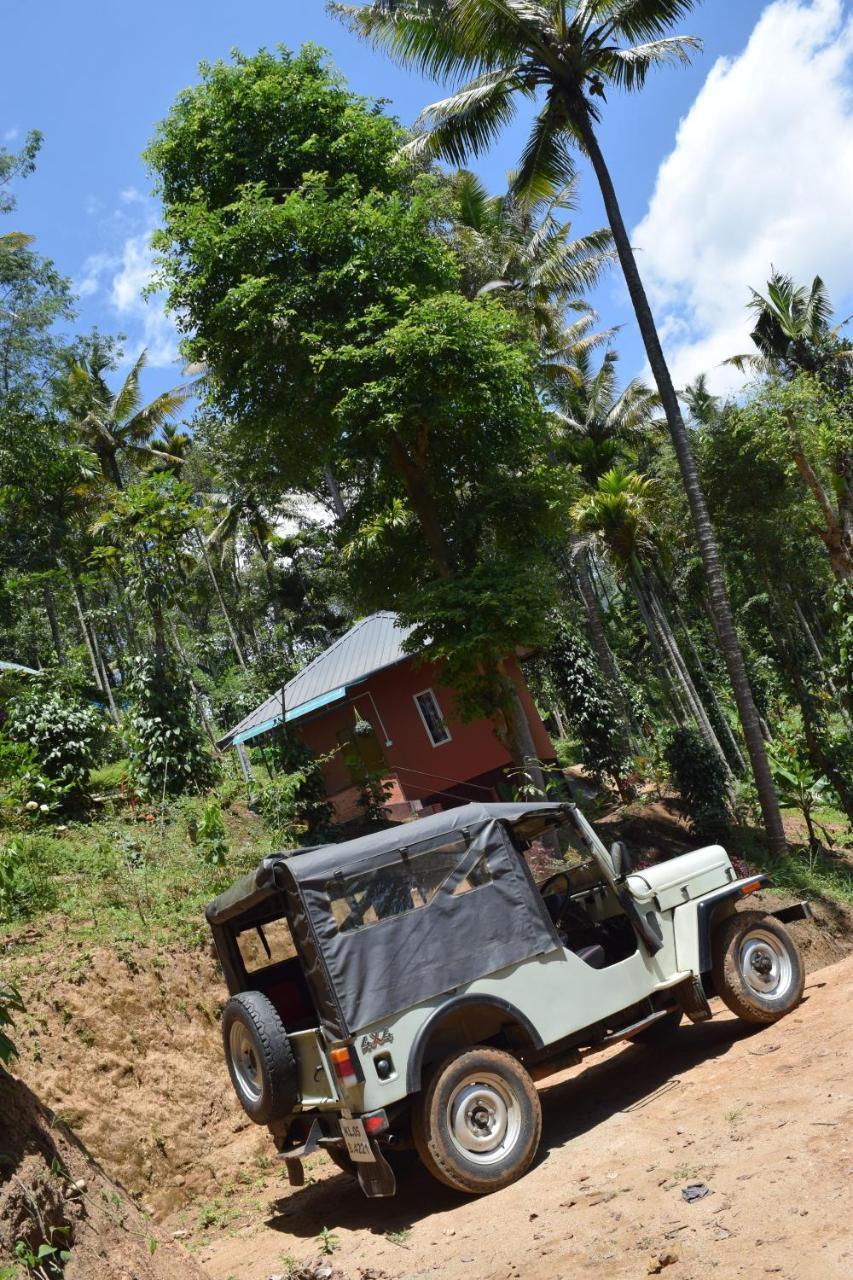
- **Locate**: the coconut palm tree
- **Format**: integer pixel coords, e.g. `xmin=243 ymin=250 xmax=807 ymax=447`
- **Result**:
xmin=451 ymin=169 xmax=613 ymax=348
xmin=62 ymin=337 xmax=192 ymax=488
xmin=550 ymin=348 xmax=660 ymax=484
xmin=332 ymin=0 xmax=786 ymax=853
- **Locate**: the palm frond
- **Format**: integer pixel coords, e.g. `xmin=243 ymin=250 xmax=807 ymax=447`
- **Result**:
xmin=405 ymin=68 xmax=525 ymax=166
xmin=110 ymin=350 xmax=147 ymax=425
xmin=511 ymin=97 xmax=576 ymax=207
xmin=453 ymin=168 xmax=495 ymax=230
xmin=601 ymin=35 xmax=701 ymax=92
xmin=125 ymin=385 xmax=193 ymax=443
xmin=605 ymin=0 xmax=701 ymax=43
xmin=328 ymin=2 xmax=493 ymax=82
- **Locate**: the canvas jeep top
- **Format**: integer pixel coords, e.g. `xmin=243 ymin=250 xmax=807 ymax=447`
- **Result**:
xmin=205 ymin=801 xmax=810 ymax=1197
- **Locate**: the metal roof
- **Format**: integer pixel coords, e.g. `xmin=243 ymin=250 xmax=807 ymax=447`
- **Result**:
xmin=0 ymin=660 xmax=39 ymax=675
xmin=218 ymin=612 xmax=416 ymax=749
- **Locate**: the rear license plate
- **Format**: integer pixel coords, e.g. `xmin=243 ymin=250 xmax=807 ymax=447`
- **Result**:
xmin=340 ymin=1117 xmax=375 ymax=1163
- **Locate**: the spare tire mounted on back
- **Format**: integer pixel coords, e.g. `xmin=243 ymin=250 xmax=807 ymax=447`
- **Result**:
xmin=221 ymin=990 xmax=298 ymax=1124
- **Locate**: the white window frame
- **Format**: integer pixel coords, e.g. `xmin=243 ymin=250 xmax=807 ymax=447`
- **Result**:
xmin=413 ymin=687 xmax=452 ymax=748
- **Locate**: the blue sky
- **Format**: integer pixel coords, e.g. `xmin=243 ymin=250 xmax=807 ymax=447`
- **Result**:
xmin=3 ymin=1 xmax=852 ymax=400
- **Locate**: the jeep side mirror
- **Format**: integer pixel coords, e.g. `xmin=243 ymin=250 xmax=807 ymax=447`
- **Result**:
xmin=610 ymin=840 xmax=633 ymax=879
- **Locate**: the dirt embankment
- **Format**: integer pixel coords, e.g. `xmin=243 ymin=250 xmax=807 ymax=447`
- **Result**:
xmin=6 ymin=941 xmax=269 ymax=1219
xmin=0 ymin=1071 xmax=208 ymax=1280
xmin=3 ymin=895 xmax=853 ymax=1279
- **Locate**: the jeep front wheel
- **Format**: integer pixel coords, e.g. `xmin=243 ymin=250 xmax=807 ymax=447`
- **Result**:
xmin=412 ymin=1047 xmax=541 ymax=1195
xmin=712 ymin=910 xmax=804 ymax=1025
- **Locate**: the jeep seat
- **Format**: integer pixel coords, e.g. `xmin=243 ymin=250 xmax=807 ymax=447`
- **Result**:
xmin=576 ymin=944 xmax=606 ymax=970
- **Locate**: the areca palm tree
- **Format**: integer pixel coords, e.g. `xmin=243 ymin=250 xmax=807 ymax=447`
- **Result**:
xmin=333 ymin=0 xmax=786 ymax=853
xmin=573 ymin=466 xmax=734 ymax=780
xmin=727 ymin=270 xmax=851 ymax=379
xmin=62 ymin=338 xmax=192 ymax=488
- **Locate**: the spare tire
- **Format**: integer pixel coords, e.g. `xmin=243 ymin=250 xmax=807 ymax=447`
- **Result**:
xmin=221 ymin=991 xmax=298 ymax=1124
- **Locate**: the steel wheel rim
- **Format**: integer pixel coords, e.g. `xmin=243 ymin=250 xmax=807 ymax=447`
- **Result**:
xmin=446 ymin=1071 xmax=521 ymax=1166
xmin=229 ymin=1021 xmax=262 ymax=1102
xmin=738 ymin=928 xmax=793 ymax=1000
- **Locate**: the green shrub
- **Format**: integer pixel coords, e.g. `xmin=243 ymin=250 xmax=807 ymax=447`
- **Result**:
xmin=538 ymin=627 xmax=631 ymax=786
xmin=192 ymin=799 xmax=229 ymax=867
xmin=664 ymin=726 xmax=729 ymax=841
xmin=255 ymin=755 xmax=331 ymax=845
xmin=123 ymin=655 xmax=216 ymax=798
xmin=3 ymin=682 xmax=105 ymax=805
xmin=0 ymin=835 xmax=59 ymax=922
xmin=0 ymin=981 xmax=26 ymax=1068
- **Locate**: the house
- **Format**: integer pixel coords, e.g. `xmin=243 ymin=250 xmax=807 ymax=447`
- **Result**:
xmin=218 ymin=612 xmax=557 ymax=823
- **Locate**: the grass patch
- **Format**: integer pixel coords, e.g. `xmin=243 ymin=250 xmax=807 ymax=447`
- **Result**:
xmin=0 ymin=789 xmax=272 ymax=953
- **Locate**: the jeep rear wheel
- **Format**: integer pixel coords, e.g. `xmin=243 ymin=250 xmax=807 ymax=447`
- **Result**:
xmin=712 ymin=910 xmax=804 ymax=1025
xmin=412 ymin=1047 xmax=541 ymax=1195
xmin=222 ymin=991 xmax=298 ymax=1124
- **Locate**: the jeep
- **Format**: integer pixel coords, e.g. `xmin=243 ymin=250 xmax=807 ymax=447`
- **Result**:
xmin=205 ymin=801 xmax=809 ymax=1197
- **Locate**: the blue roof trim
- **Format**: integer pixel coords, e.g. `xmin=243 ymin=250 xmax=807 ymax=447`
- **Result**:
xmin=231 ymin=685 xmax=349 ymax=745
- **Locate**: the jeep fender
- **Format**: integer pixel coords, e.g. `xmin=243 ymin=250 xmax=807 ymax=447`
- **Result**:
xmin=406 ymin=995 xmax=543 ymax=1094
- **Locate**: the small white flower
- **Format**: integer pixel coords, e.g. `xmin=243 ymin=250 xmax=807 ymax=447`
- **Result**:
xmin=25 ymin=800 xmax=39 ymax=811
xmin=39 ymin=803 xmax=50 ymax=813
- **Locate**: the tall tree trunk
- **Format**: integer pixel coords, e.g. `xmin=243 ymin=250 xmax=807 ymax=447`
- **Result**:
xmin=324 ymin=465 xmax=347 ymax=521
xmin=388 ymin=430 xmax=453 ymax=575
xmin=43 ymin=585 xmax=65 ymax=665
xmin=573 ymin=105 xmax=786 ymax=855
xmin=569 ymin=536 xmax=636 ymax=753
xmin=794 ymin=599 xmax=853 ymax=727
xmin=69 ymin=573 xmax=120 ymax=725
xmin=658 ymin=575 xmax=748 ymax=772
xmin=68 ymin=572 xmax=104 ymax=692
xmin=196 ymin=532 xmax=248 ymax=670
xmin=168 ymin=614 xmax=218 ymax=749
xmin=631 ymin=568 xmax=734 ymax=789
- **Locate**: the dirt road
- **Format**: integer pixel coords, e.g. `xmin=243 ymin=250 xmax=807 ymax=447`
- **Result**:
xmin=203 ymin=957 xmax=853 ymax=1280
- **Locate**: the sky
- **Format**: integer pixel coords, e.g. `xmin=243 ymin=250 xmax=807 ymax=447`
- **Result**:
xmin=2 ymin=0 xmax=852 ymax=400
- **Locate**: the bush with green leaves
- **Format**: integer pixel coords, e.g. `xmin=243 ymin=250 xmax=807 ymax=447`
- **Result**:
xmin=0 ymin=835 xmax=58 ymax=922
xmin=123 ymin=655 xmax=216 ymax=798
xmin=664 ymin=726 xmax=729 ymax=841
xmin=255 ymin=750 xmax=331 ymax=846
xmin=537 ymin=627 xmax=631 ymax=788
xmin=3 ymin=681 xmax=105 ymax=807
xmin=0 ymin=981 xmax=25 ymax=1068
xmin=191 ymin=798 xmax=229 ymax=867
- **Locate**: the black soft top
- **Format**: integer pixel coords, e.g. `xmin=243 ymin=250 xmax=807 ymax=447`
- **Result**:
xmin=206 ymin=802 xmax=567 ymax=1037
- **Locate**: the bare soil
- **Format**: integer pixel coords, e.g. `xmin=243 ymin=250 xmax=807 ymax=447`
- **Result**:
xmin=204 ymin=954 xmax=853 ymax=1280
xmin=0 ymin=1072 xmax=208 ymax=1280
xmin=4 ymin=901 xmax=852 ymax=1279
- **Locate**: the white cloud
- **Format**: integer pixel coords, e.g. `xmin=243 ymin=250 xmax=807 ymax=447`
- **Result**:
xmin=3 ymin=127 xmax=20 ymax=143
xmin=633 ymin=0 xmax=853 ymax=394
xmin=76 ymin=199 xmax=179 ymax=369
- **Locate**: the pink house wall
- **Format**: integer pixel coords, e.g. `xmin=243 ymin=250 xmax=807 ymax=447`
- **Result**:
xmin=296 ymin=654 xmax=555 ymax=813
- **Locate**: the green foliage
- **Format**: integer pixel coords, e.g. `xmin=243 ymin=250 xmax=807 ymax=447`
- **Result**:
xmin=0 ymin=835 xmax=59 ymax=923
xmin=123 ymin=655 xmax=215 ymax=798
xmin=663 ymin=726 xmax=729 ymax=841
xmin=538 ymin=624 xmax=630 ymax=785
xmin=767 ymin=721 xmax=835 ymax=854
xmin=191 ymin=799 xmax=229 ymax=867
xmin=0 ymin=980 xmax=26 ymax=1067
xmin=12 ymin=1227 xmax=71 ymax=1278
xmin=146 ymin=44 xmax=457 ymax=499
xmin=3 ymin=681 xmax=105 ymax=805
xmin=255 ymin=756 xmax=331 ymax=846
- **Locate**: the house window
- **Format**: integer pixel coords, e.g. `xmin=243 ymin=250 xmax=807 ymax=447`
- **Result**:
xmin=414 ymin=688 xmax=451 ymax=747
